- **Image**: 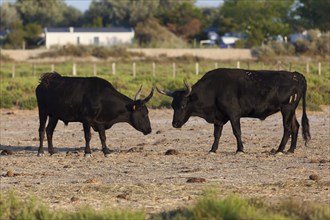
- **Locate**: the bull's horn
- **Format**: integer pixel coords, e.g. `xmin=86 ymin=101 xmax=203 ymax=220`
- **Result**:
xmin=156 ymin=86 xmax=174 ymax=97
xmin=184 ymin=80 xmax=192 ymax=97
xmin=141 ymin=87 xmax=154 ymax=104
xmin=134 ymin=85 xmax=143 ymax=100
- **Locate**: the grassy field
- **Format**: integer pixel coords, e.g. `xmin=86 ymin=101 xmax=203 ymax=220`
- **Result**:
xmin=0 ymin=60 xmax=329 ymax=110
xmin=1 ymin=191 xmax=329 ymax=220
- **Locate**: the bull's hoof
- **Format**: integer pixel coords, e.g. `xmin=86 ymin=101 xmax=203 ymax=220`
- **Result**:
xmin=102 ymin=148 xmax=111 ymax=155
xmin=208 ymin=151 xmax=216 ymax=155
xmin=276 ymin=151 xmax=284 ymax=156
xmin=104 ymin=153 xmax=112 ymax=158
xmin=287 ymin=149 xmax=295 ymax=154
xmin=37 ymin=152 xmax=44 ymax=157
xmin=84 ymin=153 xmax=92 ymax=158
xmin=236 ymin=151 xmax=244 ymax=155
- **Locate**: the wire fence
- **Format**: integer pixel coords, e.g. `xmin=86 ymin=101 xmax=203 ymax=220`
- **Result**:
xmin=0 ymin=60 xmax=326 ymax=79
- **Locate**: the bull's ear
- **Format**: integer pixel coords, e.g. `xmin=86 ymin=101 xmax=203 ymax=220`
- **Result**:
xmin=126 ymin=103 xmax=138 ymax=112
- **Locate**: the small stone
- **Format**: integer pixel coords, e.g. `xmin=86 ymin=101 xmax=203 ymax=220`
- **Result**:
xmin=309 ymin=174 xmax=320 ymax=181
xmin=71 ymin=197 xmax=79 ymax=202
xmin=165 ymin=149 xmax=179 ymax=155
xmin=127 ymin=147 xmax=139 ymax=152
xmin=1 ymin=150 xmax=13 ymax=155
xmin=310 ymin=159 xmax=319 ymax=163
xmin=7 ymin=170 xmax=14 ymax=177
xmin=116 ymin=193 xmax=129 ymax=200
xmin=84 ymin=178 xmax=97 ymax=183
xmin=186 ymin=177 xmax=206 ymax=183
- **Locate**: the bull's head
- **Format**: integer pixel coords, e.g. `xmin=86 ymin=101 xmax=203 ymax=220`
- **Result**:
xmin=129 ymin=86 xmax=154 ymax=135
xmin=157 ymin=80 xmax=194 ymax=128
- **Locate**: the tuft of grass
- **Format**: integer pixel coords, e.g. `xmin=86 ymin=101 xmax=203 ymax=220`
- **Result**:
xmin=153 ymin=191 xmax=330 ymax=220
xmin=155 ymin=192 xmax=289 ymax=220
xmin=0 ymin=192 xmax=146 ymax=220
xmin=1 ymin=192 xmax=329 ymax=220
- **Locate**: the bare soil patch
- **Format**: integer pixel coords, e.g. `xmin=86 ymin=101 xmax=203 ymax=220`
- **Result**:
xmin=0 ymin=108 xmax=329 ymax=213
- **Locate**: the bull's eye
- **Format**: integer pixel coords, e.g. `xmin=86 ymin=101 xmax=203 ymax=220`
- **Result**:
xmin=181 ymin=103 xmax=187 ymax=109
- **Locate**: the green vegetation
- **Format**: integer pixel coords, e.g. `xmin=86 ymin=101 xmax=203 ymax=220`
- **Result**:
xmin=0 ymin=60 xmax=329 ymax=110
xmin=155 ymin=192 xmax=330 ymax=220
xmin=1 ymin=192 xmax=329 ymax=220
xmin=0 ymin=192 xmax=145 ymax=220
xmin=1 ymin=0 xmax=329 ymax=50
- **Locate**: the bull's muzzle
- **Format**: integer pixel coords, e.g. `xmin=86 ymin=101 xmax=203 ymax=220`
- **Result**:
xmin=172 ymin=121 xmax=182 ymax=128
xmin=143 ymin=128 xmax=152 ymax=135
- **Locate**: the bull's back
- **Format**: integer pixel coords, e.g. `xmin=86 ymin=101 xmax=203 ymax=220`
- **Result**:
xmin=36 ymin=74 xmax=113 ymax=122
xmin=195 ymin=68 xmax=306 ymax=118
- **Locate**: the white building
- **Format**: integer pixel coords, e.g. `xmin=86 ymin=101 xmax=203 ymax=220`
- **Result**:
xmin=44 ymin=27 xmax=135 ymax=49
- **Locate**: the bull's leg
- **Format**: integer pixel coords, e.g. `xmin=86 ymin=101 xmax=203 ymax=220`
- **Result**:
xmin=83 ymin=122 xmax=92 ymax=156
xmin=209 ymin=123 xmax=224 ymax=153
xmin=98 ymin=129 xmax=111 ymax=156
xmin=288 ymin=113 xmax=299 ymax=153
xmin=276 ymin=107 xmax=293 ymax=153
xmin=230 ymin=118 xmax=244 ymax=153
xmin=37 ymin=112 xmax=47 ymax=156
xmin=46 ymin=117 xmax=58 ymax=155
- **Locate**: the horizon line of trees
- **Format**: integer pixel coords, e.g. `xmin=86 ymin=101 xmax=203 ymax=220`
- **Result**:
xmin=0 ymin=0 xmax=329 ymax=50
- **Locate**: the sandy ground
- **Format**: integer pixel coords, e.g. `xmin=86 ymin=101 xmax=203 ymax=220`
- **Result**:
xmin=0 ymin=108 xmax=329 ymax=214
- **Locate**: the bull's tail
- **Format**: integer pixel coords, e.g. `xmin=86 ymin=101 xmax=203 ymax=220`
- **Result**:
xmin=301 ymin=79 xmax=311 ymax=146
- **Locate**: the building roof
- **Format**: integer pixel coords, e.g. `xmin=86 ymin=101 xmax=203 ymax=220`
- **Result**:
xmin=45 ymin=27 xmax=134 ymax=33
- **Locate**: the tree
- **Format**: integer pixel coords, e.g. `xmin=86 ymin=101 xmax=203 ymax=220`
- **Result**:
xmin=4 ymin=22 xmax=25 ymax=49
xmin=24 ymin=23 xmax=43 ymax=48
xmin=15 ymin=0 xmax=74 ymax=27
xmin=156 ymin=2 xmax=202 ymax=40
xmin=60 ymin=6 xmax=83 ymax=27
xmin=295 ymin=0 xmax=330 ymax=31
xmin=84 ymin=0 xmax=159 ymax=27
xmin=0 ymin=2 xmax=22 ymax=31
xmin=218 ymin=0 xmax=294 ymax=47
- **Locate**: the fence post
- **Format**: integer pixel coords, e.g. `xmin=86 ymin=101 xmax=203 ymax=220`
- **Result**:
xmin=277 ymin=61 xmax=282 ymax=70
xmin=289 ymin=63 xmax=292 ymax=72
xmin=215 ymin=62 xmax=218 ymax=69
xmin=306 ymin=62 xmax=309 ymax=74
xmin=112 ymin=63 xmax=116 ymax=75
xmin=132 ymin=62 xmax=136 ymax=77
xmin=195 ymin=62 xmax=199 ymax=75
xmin=72 ymin=63 xmax=76 ymax=76
xmin=12 ymin=64 xmax=15 ymax=78
xmin=51 ymin=64 xmax=55 ymax=72
xmin=318 ymin=62 xmax=321 ymax=75
xmin=236 ymin=61 xmax=240 ymax=68
xmin=172 ymin=62 xmax=176 ymax=78
xmin=93 ymin=63 xmax=97 ymax=76
xmin=152 ymin=62 xmax=156 ymax=77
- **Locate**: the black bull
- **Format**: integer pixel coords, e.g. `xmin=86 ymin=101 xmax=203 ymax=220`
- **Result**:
xmin=157 ymin=68 xmax=311 ymax=154
xmin=36 ymin=72 xmax=154 ymax=157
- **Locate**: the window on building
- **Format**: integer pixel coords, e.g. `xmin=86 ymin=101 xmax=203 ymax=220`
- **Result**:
xmin=94 ymin=37 xmax=99 ymax=46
